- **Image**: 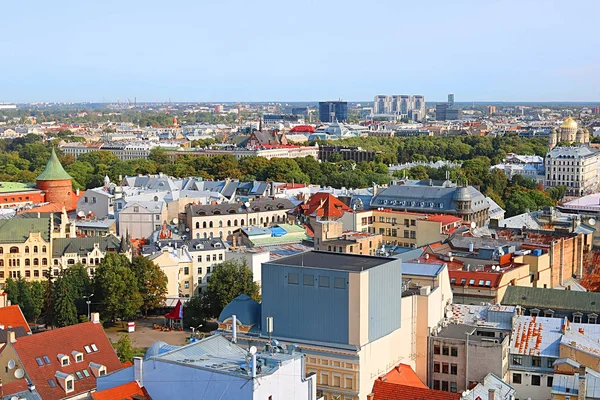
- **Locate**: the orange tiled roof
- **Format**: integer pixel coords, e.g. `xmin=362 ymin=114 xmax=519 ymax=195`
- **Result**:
xmin=92 ymin=381 xmax=150 ymax=400
xmin=371 ymin=380 xmax=461 ymax=400
xmin=377 ymin=364 xmax=427 ymax=388
xmin=296 ymin=192 xmax=352 ymax=219
xmin=0 ymin=305 xmax=31 ymax=333
xmin=1 ymin=379 xmax=29 ymax=396
xmin=13 ymin=321 xmax=124 ymax=400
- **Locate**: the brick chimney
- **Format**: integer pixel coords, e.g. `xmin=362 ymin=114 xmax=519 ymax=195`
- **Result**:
xmin=578 ymin=368 xmax=587 ymax=400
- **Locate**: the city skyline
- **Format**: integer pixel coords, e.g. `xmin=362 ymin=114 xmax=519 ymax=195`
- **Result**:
xmin=2 ymin=0 xmax=599 ymax=103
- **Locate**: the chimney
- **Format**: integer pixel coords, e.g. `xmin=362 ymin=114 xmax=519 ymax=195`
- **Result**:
xmin=76 ymin=188 xmax=80 ymax=196
xmin=251 ymin=353 xmax=257 ymax=378
xmin=134 ymin=357 xmax=143 ymax=386
xmin=578 ymin=369 xmax=587 ymax=400
xmin=232 ymin=315 xmax=237 ymax=343
xmin=8 ymin=331 xmax=16 ymax=343
xmin=488 ymin=388 xmax=495 ymax=400
xmin=367 ymin=394 xmax=374 ymax=400
xmin=91 ymin=312 xmax=100 ymax=324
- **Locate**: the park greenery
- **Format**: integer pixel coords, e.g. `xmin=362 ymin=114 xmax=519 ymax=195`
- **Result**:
xmin=183 ymin=260 xmax=260 ymax=329
xmin=0 ymin=133 xmax=567 ymax=217
xmin=3 ymin=255 xmax=167 ymax=328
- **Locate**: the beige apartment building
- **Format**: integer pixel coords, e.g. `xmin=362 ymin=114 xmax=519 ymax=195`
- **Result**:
xmin=313 ymin=220 xmax=383 ymax=255
xmin=340 ymin=209 xmax=462 ymax=248
xmin=185 ymin=198 xmax=294 ymax=240
xmin=544 ymin=146 xmax=600 ymax=196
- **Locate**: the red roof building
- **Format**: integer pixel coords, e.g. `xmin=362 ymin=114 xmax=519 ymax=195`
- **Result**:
xmin=7 ymin=319 xmax=124 ymax=400
xmin=370 ymin=379 xmax=461 ymax=400
xmin=293 ymin=192 xmax=352 ymax=221
xmin=376 ymin=363 xmax=427 ymax=388
xmin=92 ymin=381 xmax=150 ymax=400
xmin=0 ymin=304 xmax=31 ymax=334
xmin=289 ymin=125 xmax=316 ymax=133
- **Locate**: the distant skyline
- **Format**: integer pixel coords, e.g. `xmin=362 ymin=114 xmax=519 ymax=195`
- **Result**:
xmin=2 ymin=0 xmax=599 ymax=103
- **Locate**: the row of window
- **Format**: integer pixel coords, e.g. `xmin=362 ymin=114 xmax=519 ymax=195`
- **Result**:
xmin=433 ymin=362 xmax=458 ymax=375
xmin=196 ymin=254 xmax=222 ymax=263
xmin=433 ymin=345 xmax=459 ymax=357
xmin=288 ymin=273 xmax=346 ymax=289
xmin=511 ymin=355 xmax=554 ymax=368
xmin=512 ymin=372 xmax=552 ymax=387
xmin=4 ymin=268 xmax=96 ymax=280
xmin=450 ymin=277 xmax=493 ymax=287
xmin=194 ymin=215 xmax=287 ymax=229
xmin=0 ymin=246 xmax=47 ymax=254
xmin=2 ymin=196 xmax=31 ymax=202
xmin=432 ymin=380 xmax=457 ymax=393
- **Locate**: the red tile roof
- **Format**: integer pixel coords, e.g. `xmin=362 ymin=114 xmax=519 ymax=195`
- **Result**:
xmin=377 ymin=364 xmax=427 ymax=388
xmin=449 ymin=270 xmax=503 ymax=288
xmin=296 ymin=192 xmax=352 ymax=219
xmin=12 ymin=321 xmax=123 ymax=400
xmin=427 ymin=215 xmax=463 ymax=225
xmin=0 ymin=305 xmax=31 ymax=333
xmin=371 ymin=380 xmax=461 ymax=400
xmin=92 ymin=381 xmax=150 ymax=400
xmin=1 ymin=379 xmax=29 ymax=396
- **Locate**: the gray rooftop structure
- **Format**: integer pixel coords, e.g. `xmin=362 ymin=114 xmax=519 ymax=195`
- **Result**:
xmin=273 ymin=250 xmax=394 ymax=272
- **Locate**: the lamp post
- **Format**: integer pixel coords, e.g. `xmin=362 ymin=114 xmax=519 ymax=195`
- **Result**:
xmin=83 ymin=294 xmax=94 ymax=321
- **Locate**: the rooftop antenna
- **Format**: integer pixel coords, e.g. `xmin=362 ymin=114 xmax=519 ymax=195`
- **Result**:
xmin=266 ymin=316 xmax=274 ymax=343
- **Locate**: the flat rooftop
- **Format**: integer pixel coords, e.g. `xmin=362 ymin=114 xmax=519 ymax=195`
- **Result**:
xmin=271 ymin=250 xmax=394 ymax=272
xmin=438 ymin=324 xmax=503 ymax=342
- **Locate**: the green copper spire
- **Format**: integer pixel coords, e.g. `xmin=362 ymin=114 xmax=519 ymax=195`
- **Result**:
xmin=36 ymin=148 xmax=73 ymax=181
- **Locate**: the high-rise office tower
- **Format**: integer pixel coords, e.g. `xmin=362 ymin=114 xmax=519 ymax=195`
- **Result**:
xmin=448 ymin=94 xmax=455 ymax=106
xmin=372 ymin=95 xmax=426 ymax=121
xmin=319 ymin=101 xmax=348 ymax=123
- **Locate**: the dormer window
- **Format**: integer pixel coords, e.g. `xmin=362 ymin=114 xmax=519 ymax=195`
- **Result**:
xmin=72 ymin=350 xmax=83 ymax=363
xmin=89 ymin=362 xmax=106 ymax=377
xmin=57 ymin=354 xmax=69 ymax=366
xmin=55 ymin=371 xmax=75 ymax=393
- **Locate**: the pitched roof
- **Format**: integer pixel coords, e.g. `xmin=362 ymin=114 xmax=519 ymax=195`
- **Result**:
xmin=377 ymin=364 xmax=427 ymax=388
xmin=12 ymin=321 xmax=123 ymax=400
xmin=188 ymin=198 xmax=295 ymax=217
xmin=371 ymin=380 xmax=461 ymax=400
xmin=52 ymin=235 xmax=123 ymax=257
xmin=502 ymin=286 xmax=600 ymax=314
xmin=296 ymin=192 xmax=352 ymax=219
xmin=36 ymin=148 xmax=73 ymax=181
xmin=92 ymin=381 xmax=150 ymax=400
xmin=0 ymin=218 xmax=51 ymax=243
xmin=509 ymin=316 xmax=563 ymax=357
xmin=0 ymin=305 xmax=31 ymax=334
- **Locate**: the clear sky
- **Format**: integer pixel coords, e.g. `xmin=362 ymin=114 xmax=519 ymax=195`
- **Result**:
xmin=2 ymin=0 xmax=598 ymax=103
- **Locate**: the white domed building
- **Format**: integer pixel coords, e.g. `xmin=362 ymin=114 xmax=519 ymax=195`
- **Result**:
xmin=549 ymin=117 xmax=589 ymax=148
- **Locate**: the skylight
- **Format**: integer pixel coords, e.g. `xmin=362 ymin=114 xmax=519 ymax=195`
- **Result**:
xmin=485 ymin=280 xmax=492 ymax=286
xmin=43 ymin=356 xmax=51 ymax=365
xmin=91 ymin=344 xmax=98 ymax=352
xmin=75 ymin=371 xmax=83 ymax=380
xmin=82 ymin=369 xmax=90 ymax=378
xmin=469 ymin=279 xmax=475 ymax=285
xmin=84 ymin=346 xmax=92 ymax=354
xmin=36 ymin=357 xmax=44 ymax=367
xmin=48 ymin=379 xmax=56 ymax=388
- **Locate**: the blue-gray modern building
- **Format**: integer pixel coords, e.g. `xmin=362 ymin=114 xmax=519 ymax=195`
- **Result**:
xmin=319 ymin=101 xmax=348 ymax=123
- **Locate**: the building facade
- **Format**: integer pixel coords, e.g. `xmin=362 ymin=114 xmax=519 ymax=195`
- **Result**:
xmin=117 ymin=201 xmax=167 ymax=238
xmin=319 ymin=101 xmax=348 ymax=123
xmin=544 ymin=146 xmax=600 ymax=196
xmin=373 ymin=95 xmax=426 ymax=122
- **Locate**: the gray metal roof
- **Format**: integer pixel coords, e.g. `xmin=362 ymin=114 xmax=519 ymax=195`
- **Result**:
xmin=502 ymin=286 xmax=600 ymax=314
xmin=270 ymin=250 xmax=396 ymax=272
xmin=52 ymin=235 xmax=123 ymax=257
xmin=402 ymin=262 xmax=445 ymax=277
xmin=187 ymin=198 xmax=294 ymax=217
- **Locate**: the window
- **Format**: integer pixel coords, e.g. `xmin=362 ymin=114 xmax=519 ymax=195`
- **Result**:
xmin=450 ymin=347 xmax=458 ymax=357
xmin=478 ymin=280 xmax=484 ymax=285
xmin=43 ymin=356 xmax=50 ymax=365
xmin=589 ymin=314 xmax=598 ymax=324
xmin=76 ymin=354 xmax=82 ymax=363
xmin=303 ymin=274 xmax=314 ymax=286
xmin=288 ymin=273 xmax=299 ymax=285
xmin=450 ymin=364 xmax=457 ymax=375
xmin=547 ymin=376 xmax=554 ymax=387
xmin=469 ymin=279 xmax=475 ymax=285
xmin=184 ymin=281 xmax=189 ymax=289
xmin=333 ymin=375 xmax=340 ymax=387
xmin=345 ymin=377 xmax=353 ymax=389
xmin=513 ymin=373 xmax=522 ymax=384
xmin=91 ymin=344 xmax=98 ymax=352
xmin=66 ymin=380 xmax=73 ymax=390
xmin=434 ymin=362 xmax=440 ymax=373
xmin=450 ymin=382 xmax=457 ymax=393
xmin=82 ymin=369 xmax=90 ymax=378
xmin=48 ymin=379 xmax=56 ymax=388
xmin=548 ymin=358 xmax=554 ymax=368
xmin=334 ymin=277 xmax=345 ymax=289
xmin=442 ymin=346 xmax=449 ymax=356
xmin=75 ymin=371 xmax=83 ymax=379
xmin=532 ymin=356 xmax=541 ymax=367
xmin=133 ymin=206 xmax=139 ymax=213
xmin=441 ymin=381 xmax=449 ymax=391
xmin=184 ymin=267 xmax=189 ymax=275
xmin=433 ymin=380 xmax=440 ymax=390
xmin=512 ymin=355 xmax=523 ymax=366
xmin=574 ymin=313 xmax=582 ymax=323
xmin=36 ymin=357 xmax=44 ymax=366
xmin=219 ymin=254 xmax=223 ymax=261
xmin=434 ymin=345 xmax=440 ymax=355
xmin=442 ymin=363 xmax=449 ymax=374
xmin=212 ymin=254 xmax=217 ymax=262
xmin=62 ymin=358 xmax=69 ymax=366
xmin=197 ymin=267 xmax=202 ymax=275
xmin=532 ymin=375 xmax=541 ymax=386
xmin=319 ymin=276 xmax=330 ymax=287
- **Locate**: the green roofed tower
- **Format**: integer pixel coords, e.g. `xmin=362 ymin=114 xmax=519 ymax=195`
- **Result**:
xmin=36 ymin=148 xmax=73 ymax=181
xmin=35 ymin=148 xmax=74 ymax=207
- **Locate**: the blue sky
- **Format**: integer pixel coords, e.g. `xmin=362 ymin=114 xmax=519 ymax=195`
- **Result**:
xmin=1 ymin=0 xmax=598 ymax=102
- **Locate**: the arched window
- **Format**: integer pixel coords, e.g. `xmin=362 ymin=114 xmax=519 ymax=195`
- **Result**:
xmin=33 ymin=246 xmax=38 ymax=253
xmin=260 ymin=217 xmax=264 ymax=224
xmin=9 ymin=247 xmax=19 ymax=254
xmin=240 ymin=220 xmax=245 ymax=226
xmin=234 ymin=220 xmax=238 ymax=227
xmin=42 ymin=246 xmax=46 ymax=253
xmin=209 ymin=221 xmax=213 ymax=228
xmin=203 ymin=221 xmax=207 ymax=228
xmin=33 ymin=258 xmax=39 ymax=266
xmin=227 ymin=220 xmax=231 ymax=227
xmin=209 ymin=232 xmax=214 ymax=239
xmin=219 ymin=231 xmax=223 ymax=238
xmin=25 ymin=259 xmax=30 ymax=266
xmin=0 ymin=247 xmax=3 ymax=254
xmin=25 ymin=246 xmax=30 ymax=254
xmin=0 ymin=260 xmax=4 ymax=267
xmin=67 ymin=259 xmax=75 ymax=265
xmin=219 ymin=221 xmax=223 ymax=228
xmin=203 ymin=232 xmax=207 ymax=239
xmin=95 ymin=258 xmax=99 ymax=265
xmin=277 ymin=215 xmax=281 ymax=222
xmin=53 ymin=259 xmax=59 ymax=265
xmin=196 ymin=233 xmax=200 ymax=239
xmin=16 ymin=259 xmax=20 ymax=267
xmin=42 ymin=258 xmax=47 ymax=266
xmin=196 ymin=222 xmax=200 ymax=229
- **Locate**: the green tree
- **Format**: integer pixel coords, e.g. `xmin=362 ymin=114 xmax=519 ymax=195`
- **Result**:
xmin=201 ymin=260 xmax=260 ymax=319
xmin=130 ymin=257 xmax=168 ymax=317
xmin=114 ymin=334 xmax=134 ymax=363
xmin=94 ymin=254 xmax=143 ymax=323
xmin=182 ymin=295 xmax=205 ymax=330
xmin=62 ymin=264 xmax=92 ymax=315
xmin=52 ymin=277 xmax=78 ymax=327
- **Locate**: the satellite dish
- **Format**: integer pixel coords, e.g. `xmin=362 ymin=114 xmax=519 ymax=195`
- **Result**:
xmin=7 ymin=359 xmax=15 ymax=369
xmin=244 ymin=202 xmax=251 ymax=208
xmin=589 ymin=218 xmax=596 ymax=226
xmin=77 ymin=211 xmax=85 ymax=218
xmin=172 ymin=218 xmax=179 ymax=225
xmin=470 ymin=221 xmax=476 ymax=229
xmin=249 ymin=346 xmax=257 ymax=355
xmin=11 ymin=396 xmax=18 ymax=400
xmin=14 ymin=368 xmax=24 ymax=378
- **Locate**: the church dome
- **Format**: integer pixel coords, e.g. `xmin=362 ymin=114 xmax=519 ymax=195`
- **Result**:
xmin=561 ymin=117 xmax=578 ymax=130
xmin=453 ymin=186 xmax=472 ymax=202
